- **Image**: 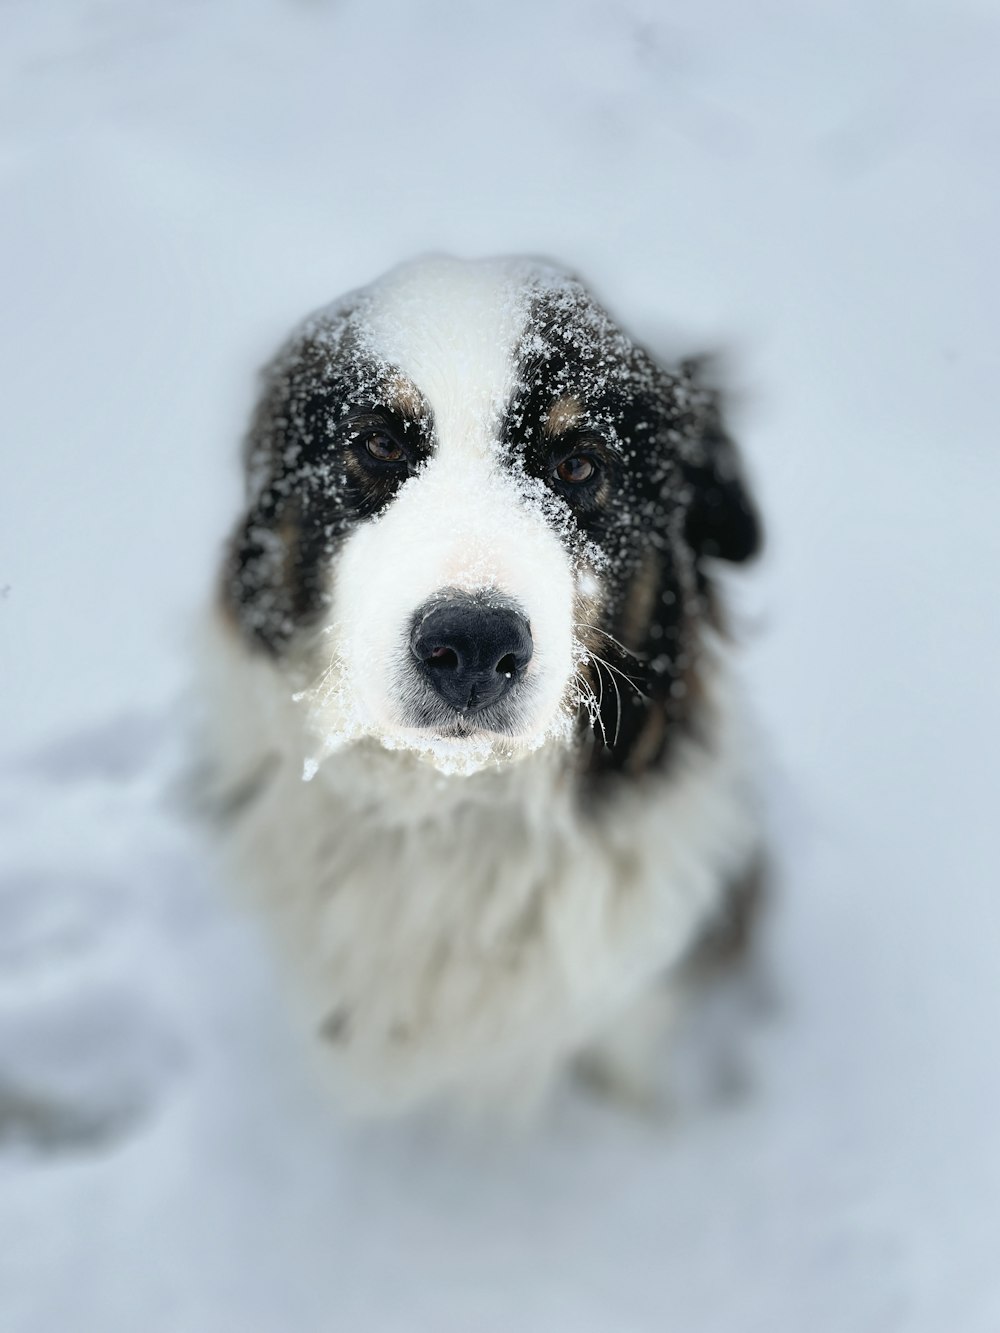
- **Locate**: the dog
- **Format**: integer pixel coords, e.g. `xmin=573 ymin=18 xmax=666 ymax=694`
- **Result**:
xmin=202 ymin=255 xmax=763 ymax=1116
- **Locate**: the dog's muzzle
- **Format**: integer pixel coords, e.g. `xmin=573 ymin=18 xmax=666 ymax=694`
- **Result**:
xmin=409 ymin=592 xmax=533 ymax=715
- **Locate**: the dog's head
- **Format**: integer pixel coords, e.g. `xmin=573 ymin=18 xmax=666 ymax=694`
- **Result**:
xmin=222 ymin=256 xmax=760 ymax=777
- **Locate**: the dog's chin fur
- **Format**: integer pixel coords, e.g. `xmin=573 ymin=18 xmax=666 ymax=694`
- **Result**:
xmin=358 ymin=724 xmax=566 ymax=780
xmin=202 ymin=612 xmax=759 ymax=1117
xmin=282 ymin=631 xmax=579 ymax=780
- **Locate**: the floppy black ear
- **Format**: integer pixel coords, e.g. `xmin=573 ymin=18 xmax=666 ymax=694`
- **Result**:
xmin=679 ymin=368 xmax=762 ymax=565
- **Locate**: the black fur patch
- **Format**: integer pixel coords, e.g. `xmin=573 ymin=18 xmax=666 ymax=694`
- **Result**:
xmin=222 ymin=308 xmax=433 ymax=653
xmin=502 ymin=279 xmax=761 ymax=779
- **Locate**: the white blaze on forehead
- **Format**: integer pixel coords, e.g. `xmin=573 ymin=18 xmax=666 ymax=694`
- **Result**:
xmin=361 ymin=256 xmax=541 ymax=455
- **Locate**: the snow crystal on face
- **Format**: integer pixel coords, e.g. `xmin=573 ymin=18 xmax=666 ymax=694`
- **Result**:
xmin=226 ymin=254 xmax=748 ymax=779
xmin=292 ymin=644 xmax=579 ymax=782
xmin=295 ymin=461 xmax=580 ymax=774
xmin=264 ymin=260 xmax=588 ymax=773
xmin=356 ymin=256 xmax=538 ymax=436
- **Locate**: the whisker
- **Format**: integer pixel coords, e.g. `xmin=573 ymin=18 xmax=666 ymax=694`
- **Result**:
xmin=575 ymin=622 xmax=649 ymax=664
xmin=602 ymin=659 xmax=623 ymax=749
xmin=583 ymin=651 xmax=623 ymax=750
xmin=591 ymin=651 xmax=606 ymax=717
xmin=573 ymin=670 xmax=607 ymax=747
xmin=592 ymin=655 xmax=614 ymax=746
xmin=587 ymin=650 xmax=651 ymax=702
xmin=296 ymin=654 xmax=341 ymax=706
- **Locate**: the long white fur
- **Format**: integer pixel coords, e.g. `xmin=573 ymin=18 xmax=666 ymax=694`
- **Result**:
xmin=204 ymin=257 xmax=760 ymax=1116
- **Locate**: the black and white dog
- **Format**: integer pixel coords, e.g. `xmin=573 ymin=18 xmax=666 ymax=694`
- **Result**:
xmin=205 ymin=256 xmax=763 ymax=1115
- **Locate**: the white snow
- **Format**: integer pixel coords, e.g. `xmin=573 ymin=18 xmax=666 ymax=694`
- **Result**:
xmin=2 ymin=1 xmax=999 ymax=1330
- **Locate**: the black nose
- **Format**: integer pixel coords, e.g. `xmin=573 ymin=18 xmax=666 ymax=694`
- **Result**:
xmin=410 ymin=594 xmax=533 ymax=714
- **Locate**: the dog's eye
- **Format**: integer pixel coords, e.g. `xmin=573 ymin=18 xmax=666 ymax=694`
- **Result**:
xmin=362 ymin=431 xmax=405 ymax=464
xmin=555 ymin=455 xmax=597 ymax=485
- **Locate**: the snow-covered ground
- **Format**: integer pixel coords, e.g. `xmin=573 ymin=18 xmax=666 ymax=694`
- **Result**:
xmin=2 ymin=2 xmax=998 ymax=1329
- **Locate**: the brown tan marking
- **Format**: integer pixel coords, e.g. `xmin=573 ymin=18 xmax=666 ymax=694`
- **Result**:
xmin=385 ymin=373 xmax=425 ymax=420
xmin=618 ymin=549 xmax=660 ymax=654
xmin=544 ymin=394 xmax=583 ymax=437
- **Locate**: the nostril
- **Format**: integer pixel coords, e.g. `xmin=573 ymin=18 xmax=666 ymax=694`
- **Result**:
xmin=425 ymin=646 xmax=459 ymax=670
xmin=495 ymin=653 xmax=518 ymax=678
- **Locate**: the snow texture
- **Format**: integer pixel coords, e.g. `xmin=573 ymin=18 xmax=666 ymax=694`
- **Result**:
xmin=2 ymin=1 xmax=999 ymax=1330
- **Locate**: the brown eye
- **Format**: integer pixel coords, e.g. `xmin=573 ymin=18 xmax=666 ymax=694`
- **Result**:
xmin=556 ymin=454 xmax=596 ymax=485
xmin=363 ymin=431 xmax=405 ymax=463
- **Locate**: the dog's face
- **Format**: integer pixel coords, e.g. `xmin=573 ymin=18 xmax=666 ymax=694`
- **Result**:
xmin=223 ymin=257 xmax=759 ymax=777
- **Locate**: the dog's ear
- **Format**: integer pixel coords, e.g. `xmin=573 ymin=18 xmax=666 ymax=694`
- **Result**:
xmin=678 ymin=362 xmax=762 ymax=565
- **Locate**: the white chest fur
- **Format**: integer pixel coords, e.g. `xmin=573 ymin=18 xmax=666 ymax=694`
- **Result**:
xmin=203 ymin=620 xmax=758 ymax=1115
